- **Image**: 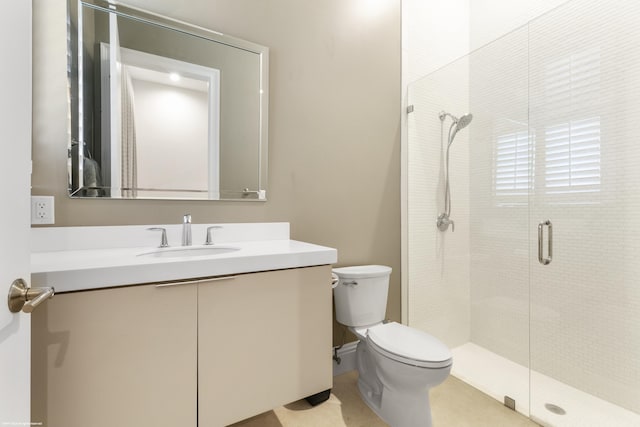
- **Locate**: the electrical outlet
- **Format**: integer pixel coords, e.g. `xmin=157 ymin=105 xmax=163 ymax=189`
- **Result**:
xmin=31 ymin=196 xmax=55 ymax=225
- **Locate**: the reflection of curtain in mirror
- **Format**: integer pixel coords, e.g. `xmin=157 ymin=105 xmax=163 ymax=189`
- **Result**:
xmin=121 ymin=66 xmax=137 ymax=198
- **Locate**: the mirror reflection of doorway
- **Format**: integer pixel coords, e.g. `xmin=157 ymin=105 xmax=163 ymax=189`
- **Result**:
xmin=101 ymin=43 xmax=220 ymax=199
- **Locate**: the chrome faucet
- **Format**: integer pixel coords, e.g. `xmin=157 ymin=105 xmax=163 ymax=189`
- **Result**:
xmin=182 ymin=214 xmax=192 ymax=246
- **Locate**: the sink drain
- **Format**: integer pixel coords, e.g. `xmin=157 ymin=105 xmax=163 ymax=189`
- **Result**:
xmin=545 ymin=403 xmax=566 ymax=415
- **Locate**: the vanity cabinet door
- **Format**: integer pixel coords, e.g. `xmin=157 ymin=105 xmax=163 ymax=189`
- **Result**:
xmin=198 ymin=266 xmax=333 ymax=426
xmin=31 ymin=282 xmax=198 ymax=427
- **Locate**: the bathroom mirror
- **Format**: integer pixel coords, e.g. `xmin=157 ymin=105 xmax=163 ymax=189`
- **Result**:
xmin=68 ymin=0 xmax=269 ymax=200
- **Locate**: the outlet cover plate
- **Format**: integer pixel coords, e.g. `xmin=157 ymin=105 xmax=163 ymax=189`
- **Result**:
xmin=31 ymin=196 xmax=55 ymax=225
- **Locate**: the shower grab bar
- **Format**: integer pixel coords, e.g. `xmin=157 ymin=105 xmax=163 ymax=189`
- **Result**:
xmin=537 ymin=220 xmax=553 ymax=265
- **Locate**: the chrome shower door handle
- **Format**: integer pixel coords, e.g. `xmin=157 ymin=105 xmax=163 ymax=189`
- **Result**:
xmin=537 ymin=220 xmax=553 ymax=265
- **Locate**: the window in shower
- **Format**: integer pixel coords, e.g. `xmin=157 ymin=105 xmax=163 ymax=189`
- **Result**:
xmin=544 ymin=117 xmax=601 ymax=195
xmin=495 ymin=130 xmax=533 ymax=199
xmin=542 ymin=47 xmax=601 ymax=199
xmin=494 ymin=117 xmax=601 ymax=202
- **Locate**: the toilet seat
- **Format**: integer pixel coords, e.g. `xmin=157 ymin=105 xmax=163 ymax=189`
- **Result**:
xmin=366 ymin=322 xmax=452 ymax=369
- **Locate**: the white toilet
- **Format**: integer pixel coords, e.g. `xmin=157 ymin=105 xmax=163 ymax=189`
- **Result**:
xmin=332 ymin=265 xmax=452 ymax=427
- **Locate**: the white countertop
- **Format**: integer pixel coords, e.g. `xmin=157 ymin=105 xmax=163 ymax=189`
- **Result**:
xmin=30 ymin=223 xmax=337 ymax=292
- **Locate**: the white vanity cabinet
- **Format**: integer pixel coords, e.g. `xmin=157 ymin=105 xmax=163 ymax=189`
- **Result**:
xmin=31 ymin=266 xmax=332 ymax=427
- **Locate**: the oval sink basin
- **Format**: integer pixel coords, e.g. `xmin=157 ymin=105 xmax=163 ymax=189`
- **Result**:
xmin=138 ymin=246 xmax=240 ymax=259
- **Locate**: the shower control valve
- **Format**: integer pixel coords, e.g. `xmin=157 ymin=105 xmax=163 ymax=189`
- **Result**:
xmin=437 ymin=213 xmax=455 ymax=232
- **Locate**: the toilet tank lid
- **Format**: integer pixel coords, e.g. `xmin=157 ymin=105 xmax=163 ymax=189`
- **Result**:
xmin=332 ymin=265 xmax=392 ymax=279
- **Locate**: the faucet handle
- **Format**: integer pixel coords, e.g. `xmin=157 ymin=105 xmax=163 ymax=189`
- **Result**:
xmin=205 ymin=226 xmax=222 ymax=245
xmin=147 ymin=227 xmax=169 ymax=248
xmin=436 ymin=213 xmax=455 ymax=232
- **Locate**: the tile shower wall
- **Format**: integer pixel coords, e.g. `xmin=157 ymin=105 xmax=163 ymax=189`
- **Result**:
xmin=469 ymin=0 xmax=640 ymax=415
xmin=402 ymin=0 xmax=470 ymax=337
xmin=403 ymin=0 xmax=569 ymax=346
xmin=406 ymin=0 xmax=640 ymax=417
xmin=407 ymin=57 xmax=470 ymax=348
xmin=402 ymin=0 xmax=469 ymax=83
xmin=468 ymin=26 xmax=530 ymax=368
xmin=527 ymin=0 xmax=640 ymax=413
xmin=469 ymin=0 xmax=569 ymax=50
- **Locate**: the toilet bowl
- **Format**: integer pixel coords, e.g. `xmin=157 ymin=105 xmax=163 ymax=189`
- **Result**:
xmin=333 ymin=266 xmax=452 ymax=427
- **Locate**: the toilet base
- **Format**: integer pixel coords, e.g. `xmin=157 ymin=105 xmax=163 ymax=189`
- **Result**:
xmin=357 ymin=376 xmax=385 ymax=421
xmin=357 ymin=376 xmax=434 ymax=427
xmin=355 ymin=339 xmax=437 ymax=427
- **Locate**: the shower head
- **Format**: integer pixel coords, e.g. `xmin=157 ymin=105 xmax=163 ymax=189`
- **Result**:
xmin=439 ymin=111 xmax=473 ymax=129
xmin=456 ymin=113 xmax=473 ymax=130
xmin=450 ymin=113 xmax=473 ymax=142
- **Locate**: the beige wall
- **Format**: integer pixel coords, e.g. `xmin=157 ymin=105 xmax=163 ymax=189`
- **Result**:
xmin=32 ymin=0 xmax=401 ymax=345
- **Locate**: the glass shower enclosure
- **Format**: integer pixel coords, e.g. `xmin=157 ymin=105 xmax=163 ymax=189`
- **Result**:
xmin=406 ymin=0 xmax=640 ymax=425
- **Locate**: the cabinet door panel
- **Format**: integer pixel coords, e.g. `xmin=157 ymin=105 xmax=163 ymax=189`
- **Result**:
xmin=198 ymin=266 xmax=332 ymax=426
xmin=31 ymin=283 xmax=198 ymax=427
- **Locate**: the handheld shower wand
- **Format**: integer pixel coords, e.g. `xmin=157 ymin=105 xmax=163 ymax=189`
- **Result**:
xmin=437 ymin=111 xmax=473 ymax=232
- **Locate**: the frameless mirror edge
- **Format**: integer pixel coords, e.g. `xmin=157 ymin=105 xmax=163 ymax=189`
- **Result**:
xmin=81 ymin=0 xmax=268 ymax=55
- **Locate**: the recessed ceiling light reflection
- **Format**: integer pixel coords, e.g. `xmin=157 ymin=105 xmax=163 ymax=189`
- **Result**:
xmin=169 ymin=72 xmax=181 ymax=82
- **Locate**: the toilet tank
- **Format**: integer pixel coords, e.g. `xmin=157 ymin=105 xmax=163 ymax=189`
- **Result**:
xmin=332 ymin=265 xmax=392 ymax=327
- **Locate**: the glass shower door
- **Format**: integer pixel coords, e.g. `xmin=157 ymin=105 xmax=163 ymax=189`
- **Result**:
xmin=466 ymin=24 xmax=532 ymax=417
xmin=406 ymin=22 xmax=534 ymax=419
xmin=407 ymin=1 xmax=640 ymax=425
xmin=528 ymin=0 xmax=640 ymax=425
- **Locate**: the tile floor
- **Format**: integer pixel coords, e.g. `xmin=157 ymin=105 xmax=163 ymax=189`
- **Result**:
xmin=231 ymin=371 xmax=540 ymax=426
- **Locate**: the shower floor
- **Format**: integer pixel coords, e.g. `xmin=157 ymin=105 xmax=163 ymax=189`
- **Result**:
xmin=451 ymin=343 xmax=639 ymax=427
